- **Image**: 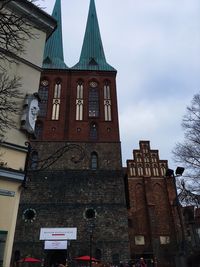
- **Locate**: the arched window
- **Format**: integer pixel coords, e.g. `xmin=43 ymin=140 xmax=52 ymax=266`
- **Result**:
xmin=91 ymin=152 xmax=98 ymax=170
xmin=52 ymin=80 xmax=61 ymax=120
xmin=77 ymin=81 xmax=83 ymax=99
xmin=38 ymin=79 xmax=49 ymax=117
xmin=138 ymin=164 xmax=143 ymax=176
xmin=136 ymin=153 xmax=142 ymax=162
xmin=90 ymin=122 xmax=98 ymax=140
xmin=142 ymin=143 xmax=149 ymax=153
xmin=160 ymin=163 xmax=166 ymax=176
xmin=145 ymin=164 xmax=151 ymax=176
xmin=129 ymin=163 xmax=136 ymax=176
xmin=76 ymin=81 xmax=84 ymax=120
xmin=153 ymin=164 xmax=159 ymax=176
xmin=151 ymin=153 xmax=157 ymax=162
xmin=144 ymin=154 xmax=149 ymax=162
xmin=104 ymin=81 xmax=112 ymax=121
xmin=88 ymin=81 xmax=99 ymax=117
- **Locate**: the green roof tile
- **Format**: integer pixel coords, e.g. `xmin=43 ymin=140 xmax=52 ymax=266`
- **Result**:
xmin=72 ymin=0 xmax=116 ymax=71
xmin=43 ymin=0 xmax=68 ymax=69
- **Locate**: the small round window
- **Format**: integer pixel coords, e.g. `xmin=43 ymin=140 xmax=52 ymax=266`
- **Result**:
xmin=41 ymin=80 xmax=49 ymax=86
xmin=84 ymin=208 xmax=96 ymax=219
xmin=89 ymin=81 xmax=97 ymax=88
xmin=23 ymin=208 xmax=37 ymax=223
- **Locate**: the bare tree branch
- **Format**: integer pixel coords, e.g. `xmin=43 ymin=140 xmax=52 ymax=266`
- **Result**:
xmin=177 ymin=179 xmax=200 ymax=207
xmin=173 ymin=93 xmax=200 ymax=204
xmin=0 ymin=0 xmax=38 ymax=68
xmin=0 ymin=73 xmax=23 ymax=140
xmin=0 ymin=0 xmax=41 ymax=140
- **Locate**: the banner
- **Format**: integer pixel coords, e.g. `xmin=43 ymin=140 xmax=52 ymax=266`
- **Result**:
xmin=40 ymin=228 xmax=77 ymax=240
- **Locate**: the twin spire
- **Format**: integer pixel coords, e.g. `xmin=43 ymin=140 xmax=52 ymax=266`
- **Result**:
xmin=43 ymin=0 xmax=115 ymax=71
xmin=43 ymin=0 xmax=67 ymax=69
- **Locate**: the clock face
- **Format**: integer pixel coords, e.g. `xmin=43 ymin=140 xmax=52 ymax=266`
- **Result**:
xmin=90 ymin=81 xmax=97 ymax=88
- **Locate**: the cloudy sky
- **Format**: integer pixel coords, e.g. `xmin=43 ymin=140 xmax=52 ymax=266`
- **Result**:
xmin=38 ymin=0 xmax=200 ymax=168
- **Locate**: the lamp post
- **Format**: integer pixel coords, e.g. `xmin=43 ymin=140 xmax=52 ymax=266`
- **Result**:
xmin=85 ymin=208 xmax=96 ymax=267
xmin=89 ymin=226 xmax=93 ymax=267
xmin=165 ymin=166 xmax=186 ymax=267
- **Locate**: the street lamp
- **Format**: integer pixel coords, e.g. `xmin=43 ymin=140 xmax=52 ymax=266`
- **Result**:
xmin=84 ymin=208 xmax=96 ymax=267
xmin=165 ymin=166 xmax=184 ymax=179
xmin=166 ymin=167 xmax=184 ymax=205
xmin=175 ymin=167 xmax=185 ymax=176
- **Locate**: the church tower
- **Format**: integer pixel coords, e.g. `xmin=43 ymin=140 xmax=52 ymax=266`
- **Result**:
xmin=13 ymin=0 xmax=130 ymax=265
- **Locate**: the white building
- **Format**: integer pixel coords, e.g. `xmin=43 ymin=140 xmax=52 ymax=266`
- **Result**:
xmin=0 ymin=1 xmax=56 ymax=267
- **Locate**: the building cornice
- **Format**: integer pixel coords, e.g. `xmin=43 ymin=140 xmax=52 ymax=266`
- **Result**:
xmin=4 ymin=0 xmax=57 ymax=39
xmin=0 ymin=141 xmax=28 ymax=153
xmin=0 ymin=167 xmax=25 ymax=182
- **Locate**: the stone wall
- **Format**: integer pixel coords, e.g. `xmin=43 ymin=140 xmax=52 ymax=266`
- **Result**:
xmin=30 ymin=141 xmax=122 ymax=171
xmin=13 ymin=169 xmax=130 ymax=263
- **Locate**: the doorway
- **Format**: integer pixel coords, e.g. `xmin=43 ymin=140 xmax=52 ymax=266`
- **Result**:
xmin=47 ymin=250 xmax=67 ymax=267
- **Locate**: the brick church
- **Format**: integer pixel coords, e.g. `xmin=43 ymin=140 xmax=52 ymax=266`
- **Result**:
xmin=13 ymin=1 xmax=182 ymax=267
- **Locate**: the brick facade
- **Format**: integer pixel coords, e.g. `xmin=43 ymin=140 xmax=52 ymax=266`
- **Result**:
xmin=126 ymin=141 xmax=180 ymax=267
xmin=14 ymin=169 xmax=129 ymax=264
xmin=13 ymin=59 xmax=130 ymax=265
xmin=36 ymin=71 xmax=119 ymax=143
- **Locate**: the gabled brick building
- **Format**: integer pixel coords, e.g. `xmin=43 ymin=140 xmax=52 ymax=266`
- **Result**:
xmin=126 ymin=141 xmax=181 ymax=267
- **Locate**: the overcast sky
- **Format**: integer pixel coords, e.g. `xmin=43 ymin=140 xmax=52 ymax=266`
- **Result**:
xmin=38 ymin=0 xmax=200 ymax=168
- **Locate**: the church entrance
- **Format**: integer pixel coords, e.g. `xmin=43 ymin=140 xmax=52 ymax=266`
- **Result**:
xmin=47 ymin=250 xmax=67 ymax=267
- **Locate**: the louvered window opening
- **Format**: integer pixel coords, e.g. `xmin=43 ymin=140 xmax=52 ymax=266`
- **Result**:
xmin=38 ymin=86 xmax=48 ymax=117
xmin=89 ymin=88 xmax=99 ymax=117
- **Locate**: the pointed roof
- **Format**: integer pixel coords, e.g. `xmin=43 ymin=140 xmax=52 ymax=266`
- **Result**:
xmin=72 ymin=0 xmax=116 ymax=71
xmin=43 ymin=0 xmax=68 ymax=69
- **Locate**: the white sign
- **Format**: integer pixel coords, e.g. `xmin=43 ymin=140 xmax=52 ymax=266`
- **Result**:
xmin=44 ymin=240 xmax=68 ymax=250
xmin=40 ymin=228 xmax=77 ymax=240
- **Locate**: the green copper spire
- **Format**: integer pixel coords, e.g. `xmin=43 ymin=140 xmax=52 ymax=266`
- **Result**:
xmin=43 ymin=0 xmax=68 ymax=69
xmin=72 ymin=0 xmax=115 ymax=71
